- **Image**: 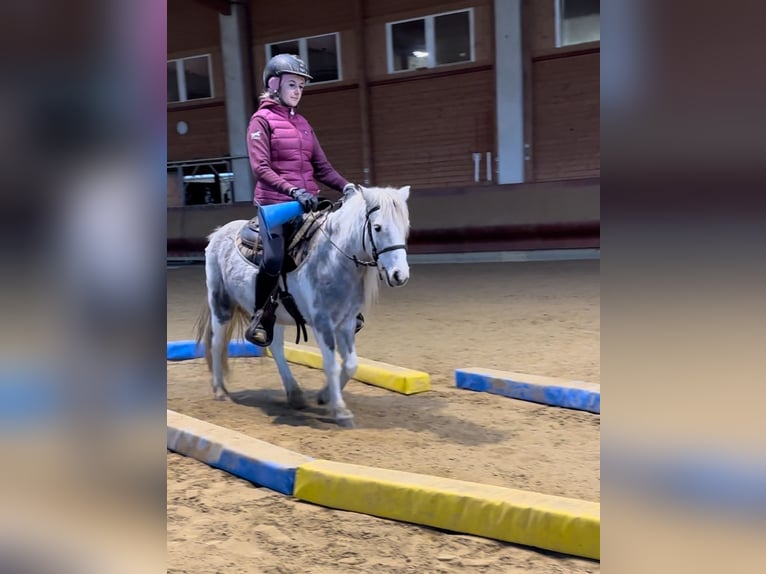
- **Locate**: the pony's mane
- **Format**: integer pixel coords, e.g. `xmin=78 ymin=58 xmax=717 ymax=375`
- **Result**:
xmin=330 ymin=186 xmax=410 ymax=243
xmin=328 ymin=186 xmax=410 ymax=312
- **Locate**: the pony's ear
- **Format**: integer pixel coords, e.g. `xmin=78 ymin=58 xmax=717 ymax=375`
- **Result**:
xmin=399 ymin=185 xmax=411 ymax=201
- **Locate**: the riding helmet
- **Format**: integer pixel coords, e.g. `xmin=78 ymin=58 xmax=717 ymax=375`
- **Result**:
xmin=263 ymin=53 xmax=313 ymax=86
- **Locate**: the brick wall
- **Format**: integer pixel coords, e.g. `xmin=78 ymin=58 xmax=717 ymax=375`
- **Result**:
xmin=531 ymin=51 xmax=600 ymax=181
xmin=364 ymin=0 xmax=483 ymax=20
xmin=167 ymin=0 xmax=599 ymax=197
xmin=370 ymin=69 xmax=495 ymax=188
xmin=254 ymin=0 xmax=356 ymax=39
xmin=168 ymin=0 xmax=220 ymax=53
xmin=297 ymin=88 xmax=364 ymax=190
xmin=168 ymin=0 xmax=227 ymax=162
xmin=524 ymin=0 xmax=600 ymax=182
xmin=168 ymin=103 xmax=230 ymax=161
xmin=525 ymin=0 xmax=556 ymax=56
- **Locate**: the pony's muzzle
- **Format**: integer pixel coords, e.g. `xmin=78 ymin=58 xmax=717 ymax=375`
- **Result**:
xmin=389 ymin=268 xmax=409 ymax=287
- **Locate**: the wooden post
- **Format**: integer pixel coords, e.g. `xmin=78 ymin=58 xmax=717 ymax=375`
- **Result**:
xmin=355 ymin=0 xmax=374 ymax=185
xmin=522 ymin=0 xmax=534 ymax=183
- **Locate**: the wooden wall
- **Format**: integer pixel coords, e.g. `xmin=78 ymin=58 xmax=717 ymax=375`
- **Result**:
xmin=168 ymin=0 xmax=227 ymax=162
xmin=167 ymin=0 xmax=600 ymax=189
xmin=297 ymin=87 xmax=365 ymax=188
xmin=532 ymin=51 xmax=600 ymax=181
xmin=524 ymin=0 xmax=600 ymax=181
xmin=370 ymin=69 xmax=495 ymax=188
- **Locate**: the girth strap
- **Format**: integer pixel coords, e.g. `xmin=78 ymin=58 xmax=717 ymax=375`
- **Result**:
xmin=279 ymin=272 xmax=308 ymax=344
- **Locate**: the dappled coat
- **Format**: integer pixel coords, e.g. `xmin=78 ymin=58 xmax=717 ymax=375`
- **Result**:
xmin=247 ymin=99 xmax=348 ymax=206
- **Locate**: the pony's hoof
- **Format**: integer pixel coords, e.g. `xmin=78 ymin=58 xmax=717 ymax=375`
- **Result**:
xmin=288 ymin=390 xmax=308 ymax=410
xmin=213 ymin=390 xmax=231 ymax=402
xmin=333 ymin=408 xmax=355 ymax=428
xmin=336 ymin=416 xmax=356 ymax=429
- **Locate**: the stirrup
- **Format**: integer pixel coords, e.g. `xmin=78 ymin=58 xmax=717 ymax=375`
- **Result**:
xmin=355 ymin=312 xmax=364 ymax=334
xmin=245 ymin=309 xmax=274 ymax=347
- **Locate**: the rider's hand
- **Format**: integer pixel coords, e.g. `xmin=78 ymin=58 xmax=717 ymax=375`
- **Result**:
xmin=289 ymin=188 xmax=319 ymax=212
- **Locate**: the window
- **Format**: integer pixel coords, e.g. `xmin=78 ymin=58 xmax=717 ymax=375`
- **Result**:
xmin=266 ymin=33 xmax=341 ymax=84
xmin=387 ymin=9 xmax=474 ymax=73
xmin=167 ymin=54 xmax=213 ymax=103
xmin=556 ymin=0 xmax=600 ymax=47
xmin=175 ymin=162 xmax=234 ymax=205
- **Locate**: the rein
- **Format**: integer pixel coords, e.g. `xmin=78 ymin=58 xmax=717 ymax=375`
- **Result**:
xmin=318 ymin=202 xmax=407 ymax=268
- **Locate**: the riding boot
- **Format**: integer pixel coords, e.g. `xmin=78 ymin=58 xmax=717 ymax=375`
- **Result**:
xmin=245 ymin=270 xmax=279 ymax=347
xmin=355 ymin=312 xmax=365 ymax=333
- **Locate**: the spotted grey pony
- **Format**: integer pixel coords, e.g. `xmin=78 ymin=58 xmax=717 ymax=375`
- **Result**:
xmin=194 ymin=185 xmax=411 ymax=428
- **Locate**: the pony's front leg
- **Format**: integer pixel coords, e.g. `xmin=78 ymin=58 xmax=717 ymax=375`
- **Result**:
xmin=269 ymin=324 xmax=307 ymax=409
xmin=318 ymin=319 xmax=358 ymax=401
xmin=338 ymin=320 xmax=359 ymax=392
xmin=313 ymin=320 xmax=354 ymax=428
xmin=317 ymin=317 xmax=359 ymax=405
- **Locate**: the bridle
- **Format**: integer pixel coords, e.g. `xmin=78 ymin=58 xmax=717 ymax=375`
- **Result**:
xmin=361 ymin=205 xmax=408 ymax=264
xmin=319 ymin=203 xmax=407 ymax=268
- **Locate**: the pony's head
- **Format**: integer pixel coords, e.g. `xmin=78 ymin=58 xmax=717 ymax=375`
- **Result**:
xmin=356 ymin=185 xmax=411 ymax=287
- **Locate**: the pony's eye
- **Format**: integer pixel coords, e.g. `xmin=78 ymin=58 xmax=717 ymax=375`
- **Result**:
xmin=373 ymin=224 xmax=382 ymax=232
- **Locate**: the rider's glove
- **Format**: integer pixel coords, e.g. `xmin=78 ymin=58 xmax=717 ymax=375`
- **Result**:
xmin=289 ymin=188 xmax=319 ymax=212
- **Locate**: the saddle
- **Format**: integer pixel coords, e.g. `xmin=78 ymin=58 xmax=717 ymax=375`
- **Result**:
xmin=235 ymin=220 xmax=265 ymax=267
xmin=235 ymin=200 xmax=336 ymax=343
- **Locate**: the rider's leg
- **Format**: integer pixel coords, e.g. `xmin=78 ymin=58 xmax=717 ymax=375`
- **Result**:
xmin=245 ymin=221 xmax=285 ymax=347
xmin=245 ymin=269 xmax=280 ymax=346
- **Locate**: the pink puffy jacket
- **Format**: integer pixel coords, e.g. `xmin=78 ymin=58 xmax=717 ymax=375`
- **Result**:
xmin=247 ymin=99 xmax=348 ymax=206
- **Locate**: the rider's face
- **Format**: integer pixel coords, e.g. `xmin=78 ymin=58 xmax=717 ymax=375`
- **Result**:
xmin=279 ymin=74 xmax=306 ymax=107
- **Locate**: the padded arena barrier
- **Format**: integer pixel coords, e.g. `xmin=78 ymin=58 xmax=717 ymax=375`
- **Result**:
xmin=294 ymin=459 xmax=600 ymax=560
xmin=166 ymin=339 xmax=429 ymax=395
xmin=167 ymin=339 xmax=266 ymax=361
xmin=167 ymin=410 xmax=600 ymax=560
xmin=269 ymin=343 xmax=431 ymax=395
xmin=455 ymin=368 xmax=600 ymax=414
xmin=167 ymin=410 xmax=312 ymax=495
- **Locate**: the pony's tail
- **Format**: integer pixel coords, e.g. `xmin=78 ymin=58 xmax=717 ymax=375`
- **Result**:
xmin=193 ymin=299 xmax=250 ymax=375
xmin=193 ymin=301 xmax=218 ymax=373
